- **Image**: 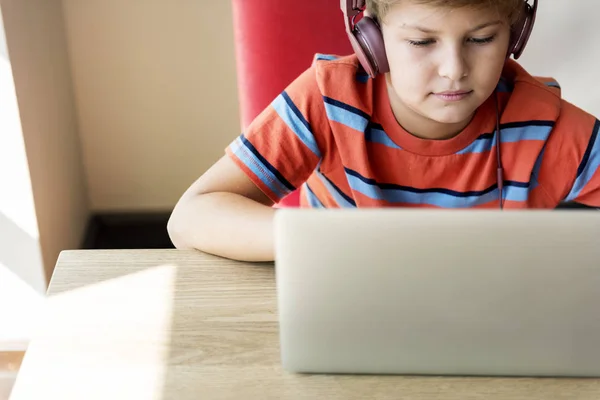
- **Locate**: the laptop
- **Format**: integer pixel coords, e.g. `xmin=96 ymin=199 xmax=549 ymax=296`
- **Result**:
xmin=274 ymin=209 xmax=600 ymax=377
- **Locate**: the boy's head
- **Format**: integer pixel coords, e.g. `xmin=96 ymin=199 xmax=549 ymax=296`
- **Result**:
xmin=357 ymin=0 xmax=533 ymax=139
xmin=366 ymin=0 xmax=526 ymax=27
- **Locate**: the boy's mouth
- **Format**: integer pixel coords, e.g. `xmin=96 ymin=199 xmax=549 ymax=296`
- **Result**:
xmin=433 ymin=90 xmax=473 ymax=102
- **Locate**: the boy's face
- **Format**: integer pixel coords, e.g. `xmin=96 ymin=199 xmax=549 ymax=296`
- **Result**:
xmin=380 ymin=1 xmax=511 ymax=137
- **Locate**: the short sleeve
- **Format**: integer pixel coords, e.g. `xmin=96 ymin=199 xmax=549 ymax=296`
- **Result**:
xmin=563 ymin=118 xmax=600 ymax=206
xmin=225 ymin=63 xmax=329 ymax=203
xmin=539 ymin=99 xmax=600 ymax=207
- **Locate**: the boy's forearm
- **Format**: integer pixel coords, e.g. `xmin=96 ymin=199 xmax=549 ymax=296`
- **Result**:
xmin=168 ymin=192 xmax=276 ymax=262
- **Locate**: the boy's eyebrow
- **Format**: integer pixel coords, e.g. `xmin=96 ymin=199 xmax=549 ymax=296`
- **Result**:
xmin=402 ymin=20 xmax=503 ymax=34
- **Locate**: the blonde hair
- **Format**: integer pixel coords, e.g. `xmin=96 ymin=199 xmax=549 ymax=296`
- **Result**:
xmin=366 ymin=0 xmax=525 ymax=25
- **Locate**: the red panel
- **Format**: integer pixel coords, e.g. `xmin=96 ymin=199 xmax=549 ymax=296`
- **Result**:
xmin=231 ymin=0 xmax=353 ymax=207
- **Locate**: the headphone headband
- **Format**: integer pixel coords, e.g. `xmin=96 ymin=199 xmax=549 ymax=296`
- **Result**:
xmin=341 ymin=0 xmax=538 ymax=78
xmin=511 ymin=0 xmax=538 ymax=59
xmin=340 ymin=0 xmax=362 ymax=31
xmin=341 ymin=0 xmax=364 ymax=14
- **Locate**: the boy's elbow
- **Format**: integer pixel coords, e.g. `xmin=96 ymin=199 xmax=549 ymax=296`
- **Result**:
xmin=167 ymin=206 xmax=191 ymax=250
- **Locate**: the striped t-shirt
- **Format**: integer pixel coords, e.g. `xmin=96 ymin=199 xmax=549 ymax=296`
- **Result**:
xmin=226 ymin=54 xmax=600 ymax=209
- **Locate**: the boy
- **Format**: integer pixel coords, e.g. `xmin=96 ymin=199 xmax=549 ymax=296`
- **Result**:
xmin=167 ymin=0 xmax=600 ymax=262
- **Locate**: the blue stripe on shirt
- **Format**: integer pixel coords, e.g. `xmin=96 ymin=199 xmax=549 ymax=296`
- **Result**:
xmin=315 ymin=54 xmax=339 ymax=61
xmin=230 ymin=135 xmax=293 ymax=199
xmin=365 ymin=123 xmax=402 ymax=149
xmin=457 ymin=121 xmax=554 ymax=154
xmin=565 ymin=119 xmax=600 ymax=201
xmin=303 ymin=183 xmax=324 ymax=207
xmin=272 ymin=91 xmax=321 ymax=157
xmin=323 ymin=98 xmax=402 ymax=150
xmin=323 ymin=96 xmax=370 ymax=133
xmin=344 ymin=167 xmax=530 ymax=207
xmin=496 ymin=77 xmax=560 ymax=92
xmin=315 ymin=169 xmax=357 ymax=207
xmin=239 ymin=135 xmax=295 ymax=192
xmin=356 ymin=72 xmax=370 ymax=83
xmin=530 ymin=143 xmax=547 ymax=191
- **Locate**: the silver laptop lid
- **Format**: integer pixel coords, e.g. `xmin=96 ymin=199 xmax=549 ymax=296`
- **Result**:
xmin=274 ymin=209 xmax=600 ymax=377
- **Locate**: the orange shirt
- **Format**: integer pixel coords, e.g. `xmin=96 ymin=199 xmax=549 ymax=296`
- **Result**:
xmin=226 ymin=54 xmax=600 ymax=209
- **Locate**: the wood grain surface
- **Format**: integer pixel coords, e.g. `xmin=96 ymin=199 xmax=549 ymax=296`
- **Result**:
xmin=9 ymin=250 xmax=600 ymax=399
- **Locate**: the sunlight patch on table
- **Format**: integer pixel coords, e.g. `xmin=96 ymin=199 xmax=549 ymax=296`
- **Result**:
xmin=0 ymin=262 xmax=44 ymax=351
xmin=9 ymin=264 xmax=177 ymax=400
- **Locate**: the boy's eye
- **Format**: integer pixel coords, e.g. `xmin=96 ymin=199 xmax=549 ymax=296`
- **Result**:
xmin=407 ymin=35 xmax=497 ymax=47
xmin=468 ymin=35 xmax=496 ymax=44
xmin=407 ymin=39 xmax=435 ymax=47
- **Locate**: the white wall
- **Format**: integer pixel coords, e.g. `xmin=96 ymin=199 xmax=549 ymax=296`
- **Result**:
xmin=517 ymin=1 xmax=600 ymax=117
xmin=61 ymin=0 xmax=240 ymax=212
xmin=1 ymin=0 xmax=89 ymax=284
xmin=0 ymin=6 xmax=46 ymax=294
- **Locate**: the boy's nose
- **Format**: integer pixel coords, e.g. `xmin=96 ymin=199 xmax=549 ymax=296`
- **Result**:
xmin=438 ymin=47 xmax=469 ymax=82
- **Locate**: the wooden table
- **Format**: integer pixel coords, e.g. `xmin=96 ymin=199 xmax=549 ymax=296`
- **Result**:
xmin=9 ymin=250 xmax=600 ymax=399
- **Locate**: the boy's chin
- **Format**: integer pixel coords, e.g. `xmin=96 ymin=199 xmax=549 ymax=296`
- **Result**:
xmin=425 ymin=110 xmax=476 ymax=126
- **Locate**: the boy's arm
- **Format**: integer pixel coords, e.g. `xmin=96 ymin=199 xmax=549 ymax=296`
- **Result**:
xmin=168 ymin=61 xmax=327 ymax=261
xmin=167 ymin=154 xmax=277 ymax=262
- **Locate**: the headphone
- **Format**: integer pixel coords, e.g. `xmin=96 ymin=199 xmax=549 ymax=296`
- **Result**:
xmin=341 ymin=0 xmax=539 ymax=210
xmin=341 ymin=0 xmax=538 ymax=77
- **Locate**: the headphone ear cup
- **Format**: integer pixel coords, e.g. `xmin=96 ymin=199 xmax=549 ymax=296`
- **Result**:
xmin=346 ymin=25 xmax=377 ymax=77
xmin=352 ymin=16 xmax=390 ymax=77
xmin=508 ymin=2 xmax=536 ymax=59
